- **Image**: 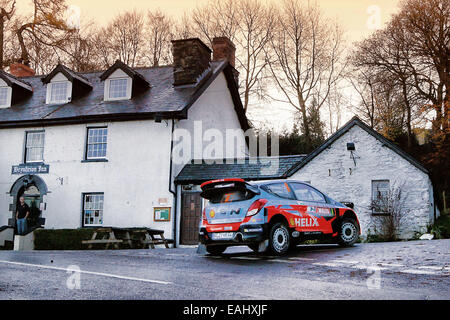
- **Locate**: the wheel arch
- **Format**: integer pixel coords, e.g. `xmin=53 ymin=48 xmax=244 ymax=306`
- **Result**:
xmin=268 ymin=214 xmax=290 ymax=227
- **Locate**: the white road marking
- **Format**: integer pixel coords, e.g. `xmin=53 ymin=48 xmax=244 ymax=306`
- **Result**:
xmin=231 ymin=256 xmax=261 ymax=261
xmin=377 ymin=263 xmax=405 ymax=268
xmin=288 ymin=257 xmax=316 ymax=261
xmin=0 ymin=260 xmax=172 ymax=285
xmin=401 ymin=269 xmax=438 ymax=275
xmin=331 ymin=259 xmax=360 ymax=264
xmin=312 ymin=262 xmax=341 ymax=268
xmin=267 ymin=259 xmax=294 ymax=263
xmin=417 ymin=266 xmax=445 ymax=271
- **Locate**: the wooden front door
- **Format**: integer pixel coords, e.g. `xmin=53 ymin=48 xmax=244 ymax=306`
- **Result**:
xmin=180 ymin=192 xmax=202 ymax=245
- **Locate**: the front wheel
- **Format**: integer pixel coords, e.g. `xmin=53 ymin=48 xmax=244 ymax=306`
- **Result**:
xmin=269 ymin=222 xmax=290 ymax=255
xmin=206 ymin=245 xmax=227 ymax=255
xmin=337 ymin=218 xmax=359 ymax=247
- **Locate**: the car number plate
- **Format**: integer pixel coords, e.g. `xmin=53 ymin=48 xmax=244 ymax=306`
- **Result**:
xmin=211 ymin=232 xmax=235 ymax=240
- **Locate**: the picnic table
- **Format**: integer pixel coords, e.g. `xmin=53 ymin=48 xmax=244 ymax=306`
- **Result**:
xmin=82 ymin=227 xmax=174 ymax=249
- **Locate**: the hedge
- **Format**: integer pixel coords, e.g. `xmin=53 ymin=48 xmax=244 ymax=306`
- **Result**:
xmin=34 ymin=228 xmax=95 ymax=250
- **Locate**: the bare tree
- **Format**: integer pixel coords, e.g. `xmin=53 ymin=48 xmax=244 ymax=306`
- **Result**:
xmin=14 ymin=0 xmax=75 ymax=65
xmin=145 ymin=10 xmax=173 ymax=67
xmin=101 ymin=10 xmax=145 ymax=67
xmin=266 ymin=0 xmax=346 ymax=150
xmin=352 ymin=0 xmax=449 ymax=150
xmin=234 ymin=0 xmax=275 ymax=112
xmin=368 ymin=182 xmax=410 ymax=241
xmin=191 ymin=0 xmax=275 ymax=113
xmin=0 ymin=0 xmax=15 ymax=68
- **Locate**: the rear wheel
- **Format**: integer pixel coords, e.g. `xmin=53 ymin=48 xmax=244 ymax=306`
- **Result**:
xmin=337 ymin=218 xmax=359 ymax=247
xmin=206 ymin=245 xmax=227 ymax=255
xmin=269 ymin=222 xmax=290 ymax=255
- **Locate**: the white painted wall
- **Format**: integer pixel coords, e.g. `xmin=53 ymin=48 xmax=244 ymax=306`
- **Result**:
xmin=173 ymin=72 xmax=247 ymax=178
xmin=0 ymin=120 xmax=175 ymax=237
xmin=0 ymin=70 xmax=247 ymax=243
xmin=290 ymin=125 xmax=435 ymax=239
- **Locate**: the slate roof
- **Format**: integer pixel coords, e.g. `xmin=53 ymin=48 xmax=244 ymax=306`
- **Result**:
xmin=175 ymin=155 xmax=307 ymax=184
xmin=0 ymin=60 xmax=249 ymax=130
xmin=41 ymin=64 xmax=92 ymax=88
xmin=0 ymin=70 xmax=32 ymax=92
xmin=285 ymin=116 xmax=428 ymax=175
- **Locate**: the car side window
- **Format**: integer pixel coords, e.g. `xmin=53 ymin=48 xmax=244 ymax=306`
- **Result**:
xmin=262 ymin=183 xmax=295 ymax=200
xmin=290 ymin=183 xmax=326 ymax=203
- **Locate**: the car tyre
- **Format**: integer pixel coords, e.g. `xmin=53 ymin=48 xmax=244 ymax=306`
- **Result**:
xmin=337 ymin=218 xmax=359 ymax=247
xmin=269 ymin=222 xmax=290 ymax=255
xmin=206 ymin=245 xmax=227 ymax=255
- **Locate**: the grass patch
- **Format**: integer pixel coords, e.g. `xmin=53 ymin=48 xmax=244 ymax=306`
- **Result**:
xmin=34 ymin=228 xmax=95 ymax=250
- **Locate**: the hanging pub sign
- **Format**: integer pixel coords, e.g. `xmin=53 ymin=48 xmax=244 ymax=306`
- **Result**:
xmin=11 ymin=164 xmax=50 ymax=175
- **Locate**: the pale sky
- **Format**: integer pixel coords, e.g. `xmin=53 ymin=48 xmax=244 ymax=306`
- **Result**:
xmin=16 ymin=0 xmax=402 ymax=132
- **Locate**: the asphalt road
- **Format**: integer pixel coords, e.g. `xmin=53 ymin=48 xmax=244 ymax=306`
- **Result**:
xmin=0 ymin=239 xmax=449 ymax=300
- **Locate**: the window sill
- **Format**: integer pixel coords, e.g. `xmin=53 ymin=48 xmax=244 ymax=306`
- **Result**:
xmin=81 ymin=159 xmax=109 ymax=163
xmin=22 ymin=162 xmax=45 ymax=165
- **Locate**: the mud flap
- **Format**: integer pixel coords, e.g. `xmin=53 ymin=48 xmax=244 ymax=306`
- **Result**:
xmin=196 ymin=243 xmax=207 ymax=254
xmin=258 ymin=240 xmax=269 ymax=253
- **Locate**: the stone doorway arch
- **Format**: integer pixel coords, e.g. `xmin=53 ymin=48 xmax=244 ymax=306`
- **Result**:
xmin=8 ymin=175 xmax=47 ymax=230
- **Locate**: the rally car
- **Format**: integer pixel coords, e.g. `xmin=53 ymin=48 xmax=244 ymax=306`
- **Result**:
xmin=199 ymin=178 xmax=360 ymax=255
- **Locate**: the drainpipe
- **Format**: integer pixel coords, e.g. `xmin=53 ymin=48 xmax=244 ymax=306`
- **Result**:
xmin=168 ymin=118 xmax=177 ymax=248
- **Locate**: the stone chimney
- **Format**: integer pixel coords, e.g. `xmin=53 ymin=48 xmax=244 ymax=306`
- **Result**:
xmin=212 ymin=37 xmax=236 ymax=67
xmin=9 ymin=60 xmax=35 ymax=77
xmin=171 ymin=38 xmax=211 ymax=86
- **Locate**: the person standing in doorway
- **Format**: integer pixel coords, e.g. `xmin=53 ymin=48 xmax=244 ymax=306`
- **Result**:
xmin=16 ymin=196 xmax=30 ymax=235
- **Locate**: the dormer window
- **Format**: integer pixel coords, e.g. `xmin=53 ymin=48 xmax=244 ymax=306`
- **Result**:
xmin=50 ymin=81 xmax=70 ymax=103
xmin=108 ymin=78 xmax=129 ymax=100
xmin=45 ymin=73 xmax=72 ymax=104
xmin=0 ymin=83 xmax=11 ymax=108
xmin=42 ymin=64 xmax=92 ymax=104
xmin=100 ymin=60 xmax=150 ymax=102
xmin=0 ymin=70 xmax=33 ymax=109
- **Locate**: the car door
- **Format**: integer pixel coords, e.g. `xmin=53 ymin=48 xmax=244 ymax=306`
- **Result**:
xmin=260 ymin=182 xmax=301 ymax=223
xmin=288 ymin=182 xmax=335 ymax=234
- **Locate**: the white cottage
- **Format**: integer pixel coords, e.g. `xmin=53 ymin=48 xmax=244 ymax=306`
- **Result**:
xmin=0 ymin=37 xmax=248 ymax=245
xmin=287 ymin=117 xmax=439 ymax=239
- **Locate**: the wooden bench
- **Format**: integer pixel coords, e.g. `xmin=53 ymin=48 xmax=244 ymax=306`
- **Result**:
xmin=82 ymin=228 xmax=123 ymax=249
xmin=82 ymin=227 xmax=173 ymax=250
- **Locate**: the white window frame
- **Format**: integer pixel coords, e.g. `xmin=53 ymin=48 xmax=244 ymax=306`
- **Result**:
xmin=104 ymin=69 xmax=132 ymax=101
xmin=46 ymin=72 xmax=72 ymax=104
xmin=85 ymin=127 xmax=108 ymax=160
xmin=82 ymin=193 xmax=104 ymax=227
xmin=0 ymin=85 xmax=12 ymax=108
xmin=24 ymin=131 xmax=45 ymax=163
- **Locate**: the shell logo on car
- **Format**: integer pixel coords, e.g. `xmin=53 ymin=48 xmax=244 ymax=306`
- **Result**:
xmin=209 ymin=210 xmax=215 ymax=218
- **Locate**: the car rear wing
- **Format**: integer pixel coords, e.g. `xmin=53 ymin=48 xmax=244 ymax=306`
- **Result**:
xmin=200 ymin=178 xmax=260 ymax=200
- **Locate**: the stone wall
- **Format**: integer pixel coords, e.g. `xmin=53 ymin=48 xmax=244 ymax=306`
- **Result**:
xmin=290 ymin=125 xmax=435 ymax=239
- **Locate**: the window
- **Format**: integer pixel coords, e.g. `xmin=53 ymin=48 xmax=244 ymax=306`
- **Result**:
xmin=109 ymin=78 xmax=128 ymax=99
xmin=372 ymin=180 xmax=390 ymax=214
xmin=83 ymin=193 xmax=104 ymax=226
xmin=290 ymin=183 xmax=326 ymax=202
xmin=262 ymin=183 xmax=295 ymax=200
xmin=25 ymin=131 xmax=45 ymax=163
xmin=0 ymin=87 xmax=9 ymax=107
xmin=49 ymin=82 xmax=69 ymax=103
xmin=86 ymin=127 xmax=108 ymax=159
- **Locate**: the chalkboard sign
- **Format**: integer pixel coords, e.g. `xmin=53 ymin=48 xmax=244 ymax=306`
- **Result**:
xmin=154 ymin=207 xmax=171 ymax=222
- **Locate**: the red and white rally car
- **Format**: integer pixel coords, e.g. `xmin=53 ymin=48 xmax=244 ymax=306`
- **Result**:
xmin=199 ymin=178 xmax=360 ymax=255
